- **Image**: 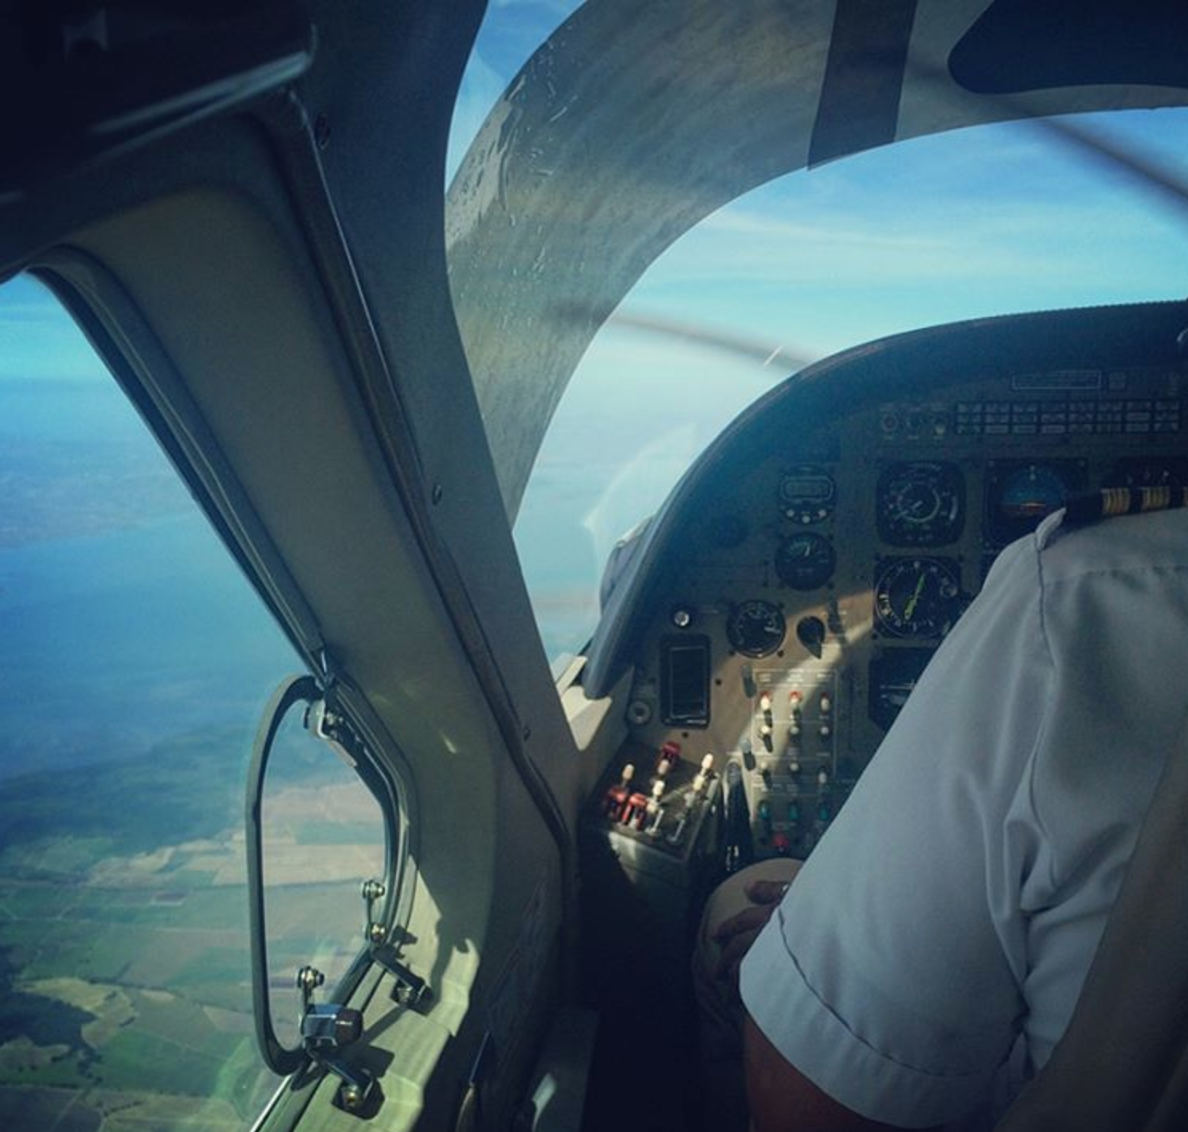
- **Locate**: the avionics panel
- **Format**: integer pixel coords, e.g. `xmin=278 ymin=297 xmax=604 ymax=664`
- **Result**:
xmin=613 ymin=357 xmax=1188 ymax=862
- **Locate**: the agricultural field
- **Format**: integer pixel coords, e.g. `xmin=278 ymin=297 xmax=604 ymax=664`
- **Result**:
xmin=0 ymin=729 xmax=388 ymax=1130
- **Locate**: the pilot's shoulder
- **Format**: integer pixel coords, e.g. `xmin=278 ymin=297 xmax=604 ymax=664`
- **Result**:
xmin=1036 ymin=488 xmax=1188 ymax=577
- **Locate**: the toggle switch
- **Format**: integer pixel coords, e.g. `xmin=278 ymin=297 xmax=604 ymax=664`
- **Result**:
xmin=740 ymin=739 xmax=755 ymax=771
xmin=623 ymin=791 xmax=649 ymax=828
xmin=741 ymin=664 xmax=756 ymax=699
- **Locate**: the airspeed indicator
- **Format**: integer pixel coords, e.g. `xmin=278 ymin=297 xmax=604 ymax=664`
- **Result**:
xmin=877 ymin=461 xmax=964 ymax=547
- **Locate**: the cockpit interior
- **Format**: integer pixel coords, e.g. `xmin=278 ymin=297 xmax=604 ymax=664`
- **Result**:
xmin=574 ymin=295 xmax=1188 ymax=1128
xmin=590 ymin=298 xmax=1188 ymax=863
xmin=3 ymin=2 xmax=1188 ymax=1132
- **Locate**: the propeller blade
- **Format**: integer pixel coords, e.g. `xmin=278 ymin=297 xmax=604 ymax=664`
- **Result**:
xmin=552 ymin=301 xmax=820 ymax=371
xmin=1030 ymin=114 xmax=1188 ymax=223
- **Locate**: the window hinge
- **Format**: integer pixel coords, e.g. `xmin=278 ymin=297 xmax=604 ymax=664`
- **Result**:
xmin=372 ymin=941 xmax=429 ymax=1009
xmin=361 ymin=878 xmax=430 ymax=1010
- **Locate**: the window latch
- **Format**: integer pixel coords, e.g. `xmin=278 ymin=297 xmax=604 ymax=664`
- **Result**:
xmin=296 ymin=966 xmax=376 ymax=1113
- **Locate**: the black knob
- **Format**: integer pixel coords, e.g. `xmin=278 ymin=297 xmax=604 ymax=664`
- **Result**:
xmin=797 ymin=616 xmax=826 ymax=657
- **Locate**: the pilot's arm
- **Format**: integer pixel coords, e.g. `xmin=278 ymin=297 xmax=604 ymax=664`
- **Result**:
xmin=737 ymin=508 xmax=1188 ymax=1128
xmin=745 ymin=1014 xmax=925 ymax=1132
xmin=736 ymin=530 xmax=1048 ymax=1127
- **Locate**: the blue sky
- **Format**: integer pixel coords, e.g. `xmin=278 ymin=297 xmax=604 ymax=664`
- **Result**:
xmin=622 ymin=112 xmax=1188 ymax=360
xmin=0 ymin=274 xmax=108 ymax=383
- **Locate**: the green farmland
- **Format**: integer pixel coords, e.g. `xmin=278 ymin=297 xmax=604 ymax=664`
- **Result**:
xmin=0 ymin=732 xmax=386 ymax=1130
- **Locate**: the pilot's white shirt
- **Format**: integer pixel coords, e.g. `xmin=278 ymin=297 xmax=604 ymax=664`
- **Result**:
xmin=740 ymin=505 xmax=1188 ymax=1129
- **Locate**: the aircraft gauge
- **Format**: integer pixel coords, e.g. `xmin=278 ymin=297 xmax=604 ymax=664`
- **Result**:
xmin=775 ymin=533 xmax=835 ymax=590
xmin=874 ymin=557 xmax=962 ymax=639
xmin=877 ymin=461 xmax=964 ymax=547
xmin=986 ymin=460 xmax=1083 ymax=547
xmin=726 ymin=599 xmax=786 ymax=658
xmin=868 ymin=647 xmax=935 ymax=730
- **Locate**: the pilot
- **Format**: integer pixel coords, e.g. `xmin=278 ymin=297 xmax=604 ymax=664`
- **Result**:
xmin=695 ymin=498 xmax=1188 ymax=1131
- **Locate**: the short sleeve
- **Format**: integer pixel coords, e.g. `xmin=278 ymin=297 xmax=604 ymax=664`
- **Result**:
xmin=740 ymin=534 xmax=1053 ymax=1128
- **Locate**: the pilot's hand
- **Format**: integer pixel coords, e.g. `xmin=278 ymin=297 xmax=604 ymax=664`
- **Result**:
xmin=713 ymin=864 xmax=803 ymax=983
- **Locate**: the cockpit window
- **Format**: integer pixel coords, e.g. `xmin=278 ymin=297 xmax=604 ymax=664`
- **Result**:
xmin=0 ymin=278 xmax=386 ymax=1129
xmin=259 ymin=695 xmax=387 ymax=1053
xmin=517 ymin=108 xmax=1188 ymax=657
xmin=450 ymin=9 xmax=1188 ymax=663
xmin=446 ymin=0 xmax=583 ymax=184
xmin=448 ymin=6 xmax=1188 ymax=664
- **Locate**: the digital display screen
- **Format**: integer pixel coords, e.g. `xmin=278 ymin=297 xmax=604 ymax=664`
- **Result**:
xmin=661 ymin=636 xmax=710 ymax=728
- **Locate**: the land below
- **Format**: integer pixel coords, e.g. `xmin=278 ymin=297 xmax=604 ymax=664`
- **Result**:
xmin=0 ymin=729 xmax=386 ymax=1131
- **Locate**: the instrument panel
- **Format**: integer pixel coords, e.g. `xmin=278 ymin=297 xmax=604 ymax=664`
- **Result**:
xmin=613 ymin=360 xmax=1188 ymax=862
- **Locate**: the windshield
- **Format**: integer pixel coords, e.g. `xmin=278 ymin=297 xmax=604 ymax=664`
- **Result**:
xmin=449 ymin=3 xmax=1188 ymax=664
